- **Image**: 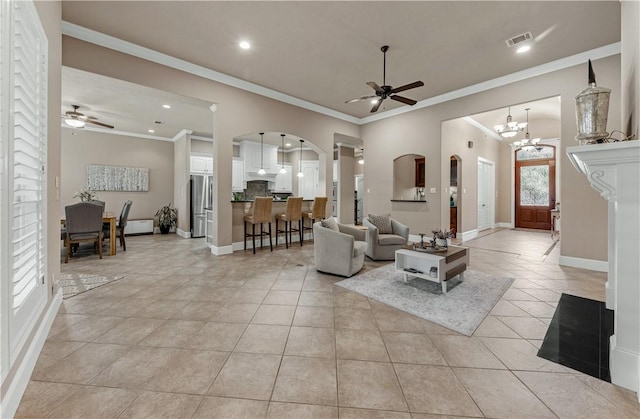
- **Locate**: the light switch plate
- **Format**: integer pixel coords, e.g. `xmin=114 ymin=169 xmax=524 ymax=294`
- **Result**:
xmin=430 ymin=187 xmax=437 ymax=194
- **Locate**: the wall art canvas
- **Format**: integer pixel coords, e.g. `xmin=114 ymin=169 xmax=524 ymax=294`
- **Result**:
xmin=87 ymin=164 xmax=149 ymax=192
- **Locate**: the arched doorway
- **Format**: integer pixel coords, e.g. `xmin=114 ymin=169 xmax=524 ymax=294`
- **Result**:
xmin=515 ymin=145 xmax=556 ymax=229
xmin=449 ymin=155 xmax=461 ymax=237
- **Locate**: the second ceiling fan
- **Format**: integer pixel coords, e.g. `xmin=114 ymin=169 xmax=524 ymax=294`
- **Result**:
xmin=346 ymin=45 xmax=424 ymax=113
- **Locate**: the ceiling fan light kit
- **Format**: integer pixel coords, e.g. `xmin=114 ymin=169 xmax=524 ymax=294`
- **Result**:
xmin=62 ymin=105 xmax=114 ymax=129
xmin=345 ymin=45 xmax=424 ymax=113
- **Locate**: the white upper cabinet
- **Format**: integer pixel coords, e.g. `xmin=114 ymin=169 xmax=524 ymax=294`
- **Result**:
xmin=240 ymin=141 xmax=278 ymax=174
xmin=232 ymin=159 xmax=245 ymax=192
xmin=191 ymin=154 xmax=213 ymax=174
xmin=274 ymin=164 xmax=293 ymax=192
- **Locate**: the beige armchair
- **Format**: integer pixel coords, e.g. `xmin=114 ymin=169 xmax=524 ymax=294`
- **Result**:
xmin=363 ymin=216 xmax=409 ymax=260
xmin=313 ymin=220 xmax=367 ymax=277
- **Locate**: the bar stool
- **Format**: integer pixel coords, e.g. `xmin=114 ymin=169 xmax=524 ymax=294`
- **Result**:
xmin=303 ymin=196 xmax=328 ymax=239
xmin=275 ymin=197 xmax=303 ymax=248
xmin=244 ymin=197 xmax=273 ymax=254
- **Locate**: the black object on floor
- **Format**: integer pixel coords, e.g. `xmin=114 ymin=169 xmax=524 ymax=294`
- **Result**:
xmin=538 ymin=293 xmax=614 ymax=381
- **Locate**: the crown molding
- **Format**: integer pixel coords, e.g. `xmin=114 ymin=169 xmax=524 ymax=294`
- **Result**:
xmin=62 ymin=21 xmax=360 ymax=125
xmin=62 ymin=21 xmax=620 ymax=127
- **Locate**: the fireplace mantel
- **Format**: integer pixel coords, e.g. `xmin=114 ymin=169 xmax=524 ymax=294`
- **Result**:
xmin=567 ymin=140 xmax=640 ymax=397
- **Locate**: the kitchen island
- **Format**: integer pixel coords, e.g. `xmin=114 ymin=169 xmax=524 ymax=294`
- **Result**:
xmin=231 ymin=199 xmax=314 ymax=246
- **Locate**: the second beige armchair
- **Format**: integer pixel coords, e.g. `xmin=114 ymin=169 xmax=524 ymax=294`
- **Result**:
xmin=363 ymin=215 xmax=409 ymax=260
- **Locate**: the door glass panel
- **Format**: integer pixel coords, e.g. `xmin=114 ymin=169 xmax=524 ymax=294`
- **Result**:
xmin=520 ymin=165 xmax=549 ymax=206
xmin=516 ymin=146 xmax=554 ymax=161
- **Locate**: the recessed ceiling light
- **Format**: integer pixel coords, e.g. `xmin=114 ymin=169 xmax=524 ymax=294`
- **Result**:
xmin=371 ymin=98 xmax=379 ymax=104
xmin=148 ymin=129 xmax=155 ymax=133
xmin=162 ymin=104 xmax=171 ymax=109
xmin=286 ymin=143 xmax=291 ymax=147
xmin=516 ymin=45 xmax=531 ymax=54
xmin=239 ymin=41 xmax=251 ymax=50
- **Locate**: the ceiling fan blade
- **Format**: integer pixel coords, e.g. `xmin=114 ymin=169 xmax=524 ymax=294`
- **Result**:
xmin=370 ymin=99 xmax=384 ymax=113
xmin=389 ymin=81 xmax=424 ymax=94
xmin=86 ymin=119 xmax=114 ymax=129
xmin=344 ymin=95 xmax=378 ymax=104
xmin=366 ymin=81 xmax=384 ymax=94
xmin=390 ymin=95 xmax=417 ymax=106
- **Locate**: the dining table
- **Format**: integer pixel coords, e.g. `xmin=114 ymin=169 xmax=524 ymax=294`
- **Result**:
xmin=61 ymin=215 xmax=117 ymax=256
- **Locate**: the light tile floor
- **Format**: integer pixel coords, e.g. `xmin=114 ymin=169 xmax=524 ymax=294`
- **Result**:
xmin=16 ymin=229 xmax=640 ymax=418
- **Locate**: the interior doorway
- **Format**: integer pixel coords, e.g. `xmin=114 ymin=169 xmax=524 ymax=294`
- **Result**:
xmin=515 ymin=145 xmax=556 ymax=230
xmin=477 ymin=158 xmax=495 ymax=231
xmin=449 ymin=155 xmax=461 ymax=237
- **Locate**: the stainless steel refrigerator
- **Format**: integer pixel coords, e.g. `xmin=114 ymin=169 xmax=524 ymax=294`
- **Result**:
xmin=190 ymin=175 xmax=213 ymax=238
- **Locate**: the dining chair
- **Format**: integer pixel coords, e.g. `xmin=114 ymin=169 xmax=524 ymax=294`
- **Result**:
xmin=64 ymin=202 xmax=104 ymax=263
xmin=103 ymin=200 xmax=133 ymax=251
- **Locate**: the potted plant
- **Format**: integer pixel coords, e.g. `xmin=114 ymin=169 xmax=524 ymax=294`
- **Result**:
xmin=155 ymin=203 xmax=177 ymax=234
xmin=431 ymin=228 xmax=453 ymax=247
xmin=73 ymin=188 xmax=99 ymax=202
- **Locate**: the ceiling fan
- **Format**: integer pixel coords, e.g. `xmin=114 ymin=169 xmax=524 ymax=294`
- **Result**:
xmin=345 ymin=45 xmax=424 ymax=113
xmin=62 ymin=105 xmax=114 ymax=129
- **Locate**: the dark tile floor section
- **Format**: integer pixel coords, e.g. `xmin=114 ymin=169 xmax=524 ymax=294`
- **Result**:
xmin=538 ymin=293 xmax=614 ymax=381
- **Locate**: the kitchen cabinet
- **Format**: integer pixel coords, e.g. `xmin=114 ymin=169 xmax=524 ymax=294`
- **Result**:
xmin=191 ymin=155 xmax=213 ymax=174
xmin=415 ymin=157 xmax=425 ymax=187
xmin=232 ymin=158 xmax=245 ymax=192
xmin=333 ymin=160 xmax=338 ymax=182
xmin=240 ymin=141 xmax=278 ymax=174
xmin=274 ymin=164 xmax=293 ymax=192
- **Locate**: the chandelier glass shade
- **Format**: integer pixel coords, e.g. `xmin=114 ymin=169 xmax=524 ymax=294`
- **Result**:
xmin=257 ymin=132 xmax=266 ymax=176
xmin=512 ymin=108 xmax=540 ymax=150
xmin=494 ymin=107 xmax=527 ymax=138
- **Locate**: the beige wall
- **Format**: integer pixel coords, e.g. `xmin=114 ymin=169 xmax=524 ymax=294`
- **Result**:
xmin=61 ymin=128 xmax=174 ymax=220
xmin=362 ymin=55 xmax=620 ymax=261
xmin=2 ymin=0 xmax=61 ymax=410
xmin=62 ymin=36 xmax=359 ymax=249
xmin=191 ymin=139 xmax=213 ymax=154
xmin=441 ymin=118 xmax=501 ymax=233
xmin=622 ymin=0 xmax=639 ymax=140
xmin=173 ymin=131 xmax=190 ymax=232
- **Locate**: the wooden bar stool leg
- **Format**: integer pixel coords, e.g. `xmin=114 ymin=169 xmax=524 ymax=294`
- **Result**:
xmin=299 ymin=219 xmax=303 ymax=245
xmin=244 ymin=221 xmax=247 ymax=250
xmin=252 ymin=223 xmax=256 ymax=254
xmin=275 ymin=218 xmax=279 ymax=247
xmin=268 ymin=222 xmax=273 ymax=251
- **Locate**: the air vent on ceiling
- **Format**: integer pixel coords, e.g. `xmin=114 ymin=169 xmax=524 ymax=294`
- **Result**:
xmin=505 ymin=32 xmax=533 ymax=47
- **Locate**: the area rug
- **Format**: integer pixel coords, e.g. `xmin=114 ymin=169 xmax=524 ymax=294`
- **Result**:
xmin=336 ymin=264 xmax=513 ymax=336
xmin=58 ymin=273 xmax=124 ymax=299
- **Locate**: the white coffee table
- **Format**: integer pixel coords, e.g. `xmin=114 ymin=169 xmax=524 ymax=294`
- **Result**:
xmin=395 ymin=246 xmax=469 ymax=294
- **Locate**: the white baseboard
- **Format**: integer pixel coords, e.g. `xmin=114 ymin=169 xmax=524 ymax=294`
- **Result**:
xmin=495 ymin=222 xmax=513 ymax=228
xmin=460 ymin=229 xmax=478 ymax=242
xmin=610 ymin=335 xmax=640 ymax=393
xmin=2 ymin=289 xmax=62 ymax=419
xmin=176 ymin=228 xmax=191 ymax=239
xmin=208 ymin=243 xmax=233 ymax=255
xmin=558 ymin=255 xmax=608 ymax=272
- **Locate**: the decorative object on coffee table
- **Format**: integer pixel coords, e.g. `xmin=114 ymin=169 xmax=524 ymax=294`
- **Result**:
xmin=431 ymin=228 xmax=453 ymax=248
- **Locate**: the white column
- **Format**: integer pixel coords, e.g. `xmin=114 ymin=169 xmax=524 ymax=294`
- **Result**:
xmin=567 ymin=141 xmax=640 ymax=396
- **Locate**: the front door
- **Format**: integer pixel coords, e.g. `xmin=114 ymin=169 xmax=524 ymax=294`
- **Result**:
xmin=515 ymin=146 xmax=556 ymax=230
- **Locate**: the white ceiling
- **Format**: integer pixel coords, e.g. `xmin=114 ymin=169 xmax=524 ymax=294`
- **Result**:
xmin=60 ymin=1 xmax=619 ymax=137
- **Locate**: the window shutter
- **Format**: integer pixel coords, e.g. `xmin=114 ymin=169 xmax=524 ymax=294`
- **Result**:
xmin=1 ymin=0 xmax=48 ymax=362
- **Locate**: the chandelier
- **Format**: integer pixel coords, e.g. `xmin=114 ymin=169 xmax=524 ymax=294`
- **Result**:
xmin=494 ymin=106 xmax=527 ymax=138
xmin=513 ymin=108 xmax=540 ymax=150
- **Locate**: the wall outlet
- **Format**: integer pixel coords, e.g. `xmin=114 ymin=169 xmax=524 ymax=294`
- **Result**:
xmin=430 ymin=187 xmax=437 ymax=194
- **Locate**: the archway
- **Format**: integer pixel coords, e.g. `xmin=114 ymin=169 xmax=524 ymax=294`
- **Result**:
xmin=449 ymin=155 xmax=461 ymax=237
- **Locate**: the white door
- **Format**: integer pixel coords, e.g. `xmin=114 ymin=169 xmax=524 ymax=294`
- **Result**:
xmin=299 ymin=161 xmax=319 ymax=199
xmin=477 ymin=159 xmax=495 ymax=231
